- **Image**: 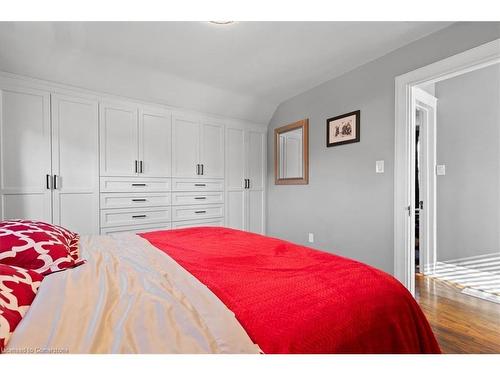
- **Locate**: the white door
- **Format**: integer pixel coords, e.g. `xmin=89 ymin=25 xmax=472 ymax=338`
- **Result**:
xmin=246 ymin=130 xmax=266 ymax=234
xmin=100 ymin=101 xmax=139 ymax=177
xmin=0 ymin=86 xmax=52 ymax=222
xmin=172 ymin=115 xmax=200 ymax=178
xmin=225 ymin=127 xmax=246 ymax=230
xmin=414 ymin=87 xmax=438 ymax=275
xmin=51 ymin=94 xmax=99 ymax=234
xmin=139 ymin=107 xmax=172 ymax=177
xmin=200 ymin=121 xmax=224 ymax=178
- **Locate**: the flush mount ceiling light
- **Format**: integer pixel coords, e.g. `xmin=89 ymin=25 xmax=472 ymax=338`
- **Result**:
xmin=209 ymin=21 xmax=235 ymax=25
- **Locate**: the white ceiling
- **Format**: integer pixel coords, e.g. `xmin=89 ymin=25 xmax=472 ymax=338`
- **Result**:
xmin=0 ymin=22 xmax=452 ymax=123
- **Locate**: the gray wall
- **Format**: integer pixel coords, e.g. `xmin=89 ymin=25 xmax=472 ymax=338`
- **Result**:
xmin=436 ymin=64 xmax=500 ymax=262
xmin=266 ymin=22 xmax=500 ymax=274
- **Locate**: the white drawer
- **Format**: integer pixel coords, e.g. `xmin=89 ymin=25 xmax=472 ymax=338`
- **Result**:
xmin=100 ymin=177 xmax=171 ymax=193
xmin=100 ymin=207 xmax=171 ymax=228
xmin=171 ymin=204 xmax=224 ymax=221
xmin=100 ymin=192 xmax=171 ymax=209
xmin=171 ymin=191 xmax=224 ymax=206
xmin=172 ymin=178 xmax=224 ymax=192
xmin=171 ymin=218 xmax=224 ymax=229
xmin=100 ymin=222 xmax=171 ymax=235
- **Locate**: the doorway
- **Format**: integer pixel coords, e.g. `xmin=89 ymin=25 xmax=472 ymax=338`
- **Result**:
xmin=413 ymin=69 xmax=500 ymax=304
xmin=394 ymin=38 xmax=500 ymax=295
xmin=395 ymin=39 xmax=500 ymax=353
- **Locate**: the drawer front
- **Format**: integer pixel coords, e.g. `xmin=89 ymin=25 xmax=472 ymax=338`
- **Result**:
xmin=100 ymin=177 xmax=171 ymax=193
xmin=171 ymin=191 xmax=224 ymax=206
xmin=100 ymin=193 xmax=171 ymax=209
xmin=171 ymin=218 xmax=224 ymax=229
xmin=172 ymin=178 xmax=224 ymax=192
xmin=100 ymin=222 xmax=171 ymax=235
xmin=100 ymin=207 xmax=171 ymax=228
xmin=171 ymin=204 xmax=224 ymax=222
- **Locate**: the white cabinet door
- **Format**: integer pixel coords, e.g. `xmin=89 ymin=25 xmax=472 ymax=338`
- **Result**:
xmin=247 ymin=190 xmax=264 ymax=234
xmin=246 ymin=130 xmax=266 ymax=234
xmin=225 ymin=127 xmax=246 ymax=230
xmin=0 ymin=86 xmax=52 ymax=222
xmin=100 ymin=102 xmax=139 ymax=177
xmin=200 ymin=121 xmax=224 ymax=178
xmin=172 ymin=115 xmax=200 ymax=177
xmin=246 ymin=130 xmax=266 ymax=191
xmin=51 ymin=94 xmax=99 ymax=234
xmin=139 ymin=107 xmax=171 ymax=177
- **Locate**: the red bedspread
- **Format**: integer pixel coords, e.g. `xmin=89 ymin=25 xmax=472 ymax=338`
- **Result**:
xmin=140 ymin=227 xmax=440 ymax=354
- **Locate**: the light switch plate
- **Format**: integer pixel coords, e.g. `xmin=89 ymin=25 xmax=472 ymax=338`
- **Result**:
xmin=436 ymin=164 xmax=446 ymax=176
xmin=376 ymin=160 xmax=385 ymax=173
xmin=308 ymin=233 xmax=314 ymax=243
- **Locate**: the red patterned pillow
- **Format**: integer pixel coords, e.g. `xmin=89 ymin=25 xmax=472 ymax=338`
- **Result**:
xmin=0 ymin=220 xmax=83 ymax=275
xmin=0 ymin=264 xmax=44 ymax=352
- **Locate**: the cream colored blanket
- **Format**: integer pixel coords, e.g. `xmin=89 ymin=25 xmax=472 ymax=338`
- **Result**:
xmin=6 ymin=234 xmax=260 ymax=354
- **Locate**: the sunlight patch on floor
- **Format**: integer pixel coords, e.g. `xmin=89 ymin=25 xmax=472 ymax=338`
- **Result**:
xmin=424 ymin=253 xmax=500 ymax=300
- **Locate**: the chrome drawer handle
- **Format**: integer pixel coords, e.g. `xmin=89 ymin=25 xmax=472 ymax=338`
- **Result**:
xmin=132 ymin=215 xmax=147 ymax=219
xmin=194 ymin=184 xmax=206 ymax=187
xmin=194 ymin=197 xmax=206 ymax=200
xmin=132 ymin=183 xmax=147 ymax=187
xmin=195 ymin=210 xmax=206 ymax=214
xmin=132 ymin=199 xmax=147 ymax=202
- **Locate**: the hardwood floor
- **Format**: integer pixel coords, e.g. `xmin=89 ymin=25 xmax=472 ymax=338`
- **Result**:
xmin=415 ymin=274 xmax=500 ymax=353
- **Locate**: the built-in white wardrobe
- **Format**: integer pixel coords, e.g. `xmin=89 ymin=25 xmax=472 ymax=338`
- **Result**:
xmin=0 ymin=72 xmax=267 ymax=235
xmin=225 ymin=126 xmax=266 ymax=234
xmin=0 ymin=85 xmax=99 ymax=234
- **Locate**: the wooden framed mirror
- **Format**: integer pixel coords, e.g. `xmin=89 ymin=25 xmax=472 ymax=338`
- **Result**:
xmin=274 ymin=119 xmax=309 ymax=185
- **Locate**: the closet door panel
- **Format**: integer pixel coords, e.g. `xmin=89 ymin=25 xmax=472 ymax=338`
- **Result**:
xmin=248 ymin=190 xmax=265 ymax=234
xmin=57 ymin=193 xmax=96 ymax=234
xmin=0 ymin=87 xmax=51 ymax=221
xmin=225 ymin=127 xmax=246 ymax=230
xmin=226 ymin=190 xmax=246 ymax=231
xmin=200 ymin=121 xmax=224 ymax=178
xmin=246 ymin=130 xmax=265 ymax=190
xmin=172 ymin=115 xmax=200 ymax=177
xmin=139 ymin=108 xmax=172 ymax=177
xmin=246 ymin=130 xmax=265 ymax=234
xmin=100 ymin=102 xmax=138 ymax=177
xmin=226 ymin=127 xmax=246 ymax=190
xmin=51 ymin=94 xmax=99 ymax=234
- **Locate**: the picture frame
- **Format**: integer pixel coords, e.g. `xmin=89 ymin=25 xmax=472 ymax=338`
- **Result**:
xmin=326 ymin=110 xmax=360 ymax=147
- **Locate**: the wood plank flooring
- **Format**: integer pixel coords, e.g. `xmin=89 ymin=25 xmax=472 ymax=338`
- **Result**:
xmin=415 ymin=274 xmax=500 ymax=353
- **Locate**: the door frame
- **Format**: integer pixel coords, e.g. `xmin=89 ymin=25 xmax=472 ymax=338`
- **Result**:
xmin=394 ymin=38 xmax=500 ymax=295
xmin=413 ymin=88 xmax=437 ymax=276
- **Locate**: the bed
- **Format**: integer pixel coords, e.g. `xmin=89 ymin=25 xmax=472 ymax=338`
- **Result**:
xmin=3 ymin=226 xmax=440 ymax=354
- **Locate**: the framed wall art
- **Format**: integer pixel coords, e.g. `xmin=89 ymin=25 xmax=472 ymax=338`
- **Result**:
xmin=326 ymin=110 xmax=360 ymax=147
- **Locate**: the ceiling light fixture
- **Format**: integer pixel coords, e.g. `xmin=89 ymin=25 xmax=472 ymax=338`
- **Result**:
xmin=209 ymin=21 xmax=234 ymax=25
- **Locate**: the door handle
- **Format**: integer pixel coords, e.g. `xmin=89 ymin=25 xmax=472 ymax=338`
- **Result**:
xmin=196 ymin=164 xmax=200 ymax=175
xmin=201 ymin=164 xmax=204 ymax=175
xmin=247 ymin=179 xmax=250 ymax=189
xmin=135 ymin=160 xmax=139 ymax=173
xmin=139 ymin=160 xmax=144 ymax=174
xmin=53 ymin=175 xmax=58 ymax=190
xmin=46 ymin=174 xmax=52 ymax=190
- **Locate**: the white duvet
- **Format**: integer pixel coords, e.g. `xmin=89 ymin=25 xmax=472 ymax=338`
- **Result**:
xmin=5 ymin=234 xmax=261 ymax=354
